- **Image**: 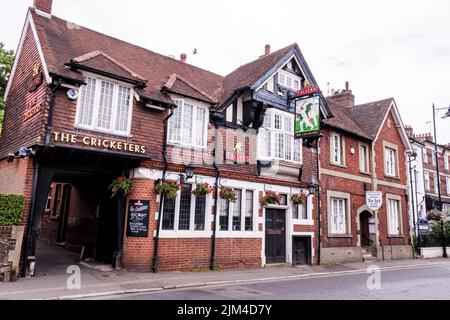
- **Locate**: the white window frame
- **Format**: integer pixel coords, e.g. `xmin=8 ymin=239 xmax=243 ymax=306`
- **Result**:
xmin=327 ymin=191 xmax=351 ymax=236
xmin=292 ymin=193 xmax=313 ymax=225
xmin=432 ymin=150 xmax=437 ymax=167
xmin=383 ymin=141 xmax=399 ymax=178
xmin=218 ymin=188 xmax=257 ymax=233
xmin=330 ymin=132 xmax=345 ymax=166
xmin=359 ymin=143 xmax=370 ymax=173
xmin=446 ymin=177 xmax=450 ymax=195
xmin=74 ymin=73 xmax=134 ymax=137
xmin=160 ymin=183 xmax=211 ymax=236
xmin=433 ymin=173 xmax=439 ymax=193
xmin=168 ymin=98 xmax=209 ymax=149
xmin=278 ymin=69 xmax=302 ymax=91
xmin=445 ymin=154 xmax=449 ymax=170
xmin=423 ymin=148 xmax=428 ymax=163
xmin=386 ymin=195 xmax=402 ymax=236
xmin=258 ymin=109 xmax=302 ymax=163
xmin=424 ymin=172 xmax=430 ymax=191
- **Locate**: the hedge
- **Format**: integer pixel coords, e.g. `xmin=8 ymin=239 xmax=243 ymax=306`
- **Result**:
xmin=0 ymin=193 xmax=25 ymax=226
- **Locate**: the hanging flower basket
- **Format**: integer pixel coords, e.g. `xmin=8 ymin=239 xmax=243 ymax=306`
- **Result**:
xmin=109 ymin=176 xmax=134 ymax=198
xmin=260 ymin=190 xmax=282 ymax=207
xmin=154 ymin=179 xmax=181 ymax=199
xmin=291 ymin=192 xmax=308 ymax=205
xmin=192 ymin=182 xmax=215 ymax=197
xmin=427 ymin=210 xmax=444 ymax=221
xmin=219 ymin=186 xmax=237 ymax=202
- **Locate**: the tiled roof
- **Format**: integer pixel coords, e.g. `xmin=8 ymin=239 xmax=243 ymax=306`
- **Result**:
xmin=219 ymin=43 xmax=297 ymax=105
xmin=324 ymin=97 xmax=394 ymax=140
xmin=31 ymin=9 xmax=223 ymax=105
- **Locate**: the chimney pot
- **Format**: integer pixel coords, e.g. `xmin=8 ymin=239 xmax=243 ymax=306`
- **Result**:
xmin=345 ymin=81 xmax=349 ymax=91
xmin=265 ymin=44 xmax=271 ymax=56
xmin=33 ymin=0 xmax=53 ymax=14
xmin=180 ymin=53 xmax=187 ymax=63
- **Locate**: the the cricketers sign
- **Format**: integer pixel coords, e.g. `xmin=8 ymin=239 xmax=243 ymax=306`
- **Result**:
xmin=295 ymin=95 xmax=320 ymax=139
xmin=366 ymin=191 xmax=382 ymax=211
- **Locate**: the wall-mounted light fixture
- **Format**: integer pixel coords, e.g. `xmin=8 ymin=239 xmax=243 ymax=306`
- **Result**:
xmin=179 ymin=164 xmax=196 ymax=184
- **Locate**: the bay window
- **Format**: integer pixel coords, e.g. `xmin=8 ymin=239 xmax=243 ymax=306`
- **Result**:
xmin=278 ymin=70 xmax=301 ymax=91
xmin=258 ymin=110 xmax=302 ymax=163
xmin=168 ymin=99 xmax=208 ymax=148
xmin=76 ymin=76 xmax=133 ymax=136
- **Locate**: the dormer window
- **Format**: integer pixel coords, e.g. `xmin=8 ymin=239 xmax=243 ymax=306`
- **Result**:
xmin=75 ymin=75 xmax=133 ymax=136
xmin=278 ymin=70 xmax=301 ymax=91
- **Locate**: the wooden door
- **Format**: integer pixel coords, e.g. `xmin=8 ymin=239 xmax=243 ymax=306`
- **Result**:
xmin=265 ymin=209 xmax=286 ymax=263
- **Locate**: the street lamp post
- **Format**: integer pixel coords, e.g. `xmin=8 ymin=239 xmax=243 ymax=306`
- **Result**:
xmin=431 ymin=103 xmax=450 ymax=258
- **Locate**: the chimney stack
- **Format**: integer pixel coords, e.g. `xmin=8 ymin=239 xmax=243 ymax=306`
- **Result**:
xmin=327 ymin=81 xmax=355 ymax=108
xmin=415 ymin=133 xmax=434 ymax=143
xmin=180 ymin=53 xmax=187 ymax=63
xmin=264 ymin=44 xmax=271 ymax=56
xmin=33 ymin=0 xmax=53 ymax=14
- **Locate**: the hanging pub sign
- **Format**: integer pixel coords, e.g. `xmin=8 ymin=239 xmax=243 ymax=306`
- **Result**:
xmin=366 ymin=191 xmax=382 ymax=211
xmin=126 ymin=200 xmax=150 ymax=237
xmin=293 ymin=80 xmax=320 ymax=139
xmin=28 ymin=61 xmax=43 ymax=92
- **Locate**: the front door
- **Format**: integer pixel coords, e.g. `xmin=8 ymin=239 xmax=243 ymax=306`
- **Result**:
xmin=265 ymin=209 xmax=286 ymax=264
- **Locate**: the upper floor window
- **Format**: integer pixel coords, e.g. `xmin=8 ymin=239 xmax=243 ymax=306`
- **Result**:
xmin=168 ymin=99 xmax=208 ymax=148
xmin=359 ymin=143 xmax=370 ymax=173
xmin=278 ymin=70 xmax=301 ymax=91
xmin=76 ymin=76 xmax=133 ymax=136
xmin=258 ymin=110 xmax=302 ymax=163
xmin=384 ymin=146 xmax=397 ymax=177
xmin=433 ymin=174 xmax=439 ymax=193
xmin=330 ymin=132 xmax=345 ymax=166
xmin=445 ymin=154 xmax=449 ymax=170
xmin=446 ymin=177 xmax=450 ymax=195
xmin=423 ymin=148 xmax=428 ymax=163
xmin=424 ymin=172 xmax=430 ymax=190
xmin=432 ymin=151 xmax=437 ymax=166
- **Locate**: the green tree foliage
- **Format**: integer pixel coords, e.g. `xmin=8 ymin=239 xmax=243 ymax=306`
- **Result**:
xmin=0 ymin=42 xmax=14 ymax=133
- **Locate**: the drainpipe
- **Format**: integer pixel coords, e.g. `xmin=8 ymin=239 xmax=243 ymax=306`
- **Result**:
xmin=210 ymin=112 xmax=223 ymax=270
xmin=152 ymin=106 xmax=174 ymax=273
xmin=45 ymin=79 xmax=62 ymax=146
xmin=316 ymin=138 xmax=321 ymax=265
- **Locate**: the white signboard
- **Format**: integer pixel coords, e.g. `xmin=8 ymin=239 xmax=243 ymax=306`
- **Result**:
xmin=366 ymin=191 xmax=382 ymax=211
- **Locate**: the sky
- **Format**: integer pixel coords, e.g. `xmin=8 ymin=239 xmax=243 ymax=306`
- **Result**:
xmin=1 ymin=0 xmax=450 ymax=144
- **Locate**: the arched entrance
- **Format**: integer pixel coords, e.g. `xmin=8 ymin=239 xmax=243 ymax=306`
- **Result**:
xmin=360 ymin=211 xmax=374 ymax=247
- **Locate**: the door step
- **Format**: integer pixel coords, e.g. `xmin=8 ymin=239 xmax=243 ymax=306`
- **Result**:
xmin=264 ymin=263 xmax=290 ymax=268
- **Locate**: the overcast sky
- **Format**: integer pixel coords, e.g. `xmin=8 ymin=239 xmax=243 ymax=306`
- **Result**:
xmin=2 ymin=0 xmax=450 ymax=143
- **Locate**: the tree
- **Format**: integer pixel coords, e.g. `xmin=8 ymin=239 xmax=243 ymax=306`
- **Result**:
xmin=0 ymin=42 xmax=15 ymax=133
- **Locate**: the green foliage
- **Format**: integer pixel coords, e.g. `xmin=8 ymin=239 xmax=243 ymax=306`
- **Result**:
xmin=0 ymin=109 xmax=4 ymax=134
xmin=0 ymin=193 xmax=25 ymax=226
xmin=109 ymin=176 xmax=134 ymax=198
xmin=260 ymin=190 xmax=282 ymax=207
xmin=429 ymin=220 xmax=450 ymax=237
xmin=154 ymin=180 xmax=181 ymax=199
xmin=219 ymin=186 xmax=236 ymax=202
xmin=192 ymin=182 xmax=214 ymax=197
xmin=0 ymin=42 xmax=15 ymax=110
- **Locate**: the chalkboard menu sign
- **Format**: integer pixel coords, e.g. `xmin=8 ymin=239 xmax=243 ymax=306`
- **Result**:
xmin=126 ymin=200 xmax=150 ymax=237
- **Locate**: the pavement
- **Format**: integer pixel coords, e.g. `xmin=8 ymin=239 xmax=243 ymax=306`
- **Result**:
xmin=1 ymin=240 xmax=449 ymax=300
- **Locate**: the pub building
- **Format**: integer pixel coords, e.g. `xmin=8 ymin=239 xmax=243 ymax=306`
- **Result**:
xmin=0 ymin=0 xmax=332 ymax=274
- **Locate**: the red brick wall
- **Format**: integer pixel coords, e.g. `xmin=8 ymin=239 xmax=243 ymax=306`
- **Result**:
xmin=122 ymin=178 xmax=156 ymax=271
xmin=0 ymin=26 xmax=48 ymax=159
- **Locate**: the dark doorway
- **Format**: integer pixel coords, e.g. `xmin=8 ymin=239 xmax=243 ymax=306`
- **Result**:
xmin=292 ymin=236 xmax=311 ymax=265
xmin=265 ymin=209 xmax=286 ymax=264
xmin=360 ymin=211 xmax=374 ymax=247
xmin=56 ymin=184 xmax=72 ymax=244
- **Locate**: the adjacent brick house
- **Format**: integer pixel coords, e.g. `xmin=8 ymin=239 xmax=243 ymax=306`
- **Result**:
xmin=0 ymin=1 xmax=332 ymax=274
xmin=318 ymin=83 xmax=414 ymax=263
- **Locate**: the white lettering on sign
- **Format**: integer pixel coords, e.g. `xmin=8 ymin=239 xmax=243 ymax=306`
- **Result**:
xmin=366 ymin=191 xmax=382 ymax=211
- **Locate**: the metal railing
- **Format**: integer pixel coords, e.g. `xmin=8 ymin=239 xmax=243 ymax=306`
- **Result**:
xmin=417 ymin=234 xmax=450 ymax=248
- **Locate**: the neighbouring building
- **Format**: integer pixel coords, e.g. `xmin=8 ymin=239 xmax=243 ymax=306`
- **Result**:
xmin=318 ymin=83 xmax=414 ymax=263
xmin=414 ymin=133 xmax=450 ymax=214
xmin=0 ymin=0 xmax=332 ymax=274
